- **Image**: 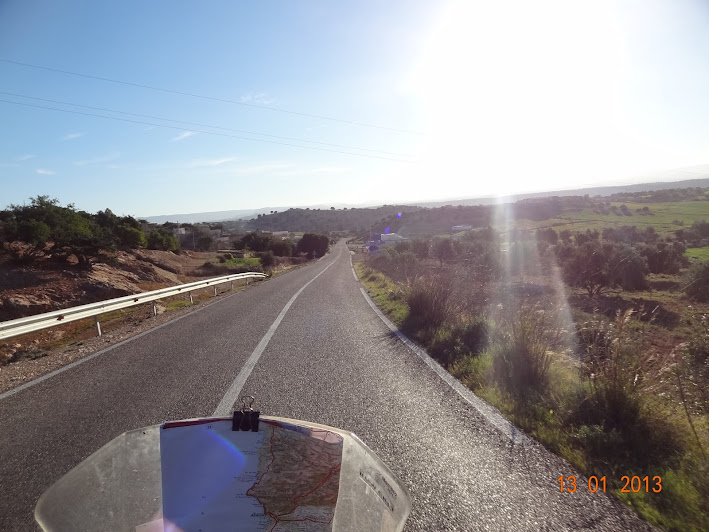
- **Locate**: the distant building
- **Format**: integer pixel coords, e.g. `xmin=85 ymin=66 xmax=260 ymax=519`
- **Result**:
xmin=271 ymin=231 xmax=289 ymax=239
xmin=452 ymin=225 xmax=472 ymax=232
xmin=172 ymin=227 xmax=186 ymax=236
xmin=380 ymin=233 xmax=408 ymax=245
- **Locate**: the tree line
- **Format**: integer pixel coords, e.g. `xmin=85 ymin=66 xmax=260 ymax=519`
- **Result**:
xmin=367 ymin=222 xmax=709 ymax=301
xmin=0 ymin=196 xmax=179 ymax=267
xmin=235 ymin=232 xmax=330 ymax=259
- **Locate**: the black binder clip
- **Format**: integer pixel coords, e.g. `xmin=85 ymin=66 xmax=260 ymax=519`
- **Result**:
xmin=232 ymin=395 xmax=260 ymax=432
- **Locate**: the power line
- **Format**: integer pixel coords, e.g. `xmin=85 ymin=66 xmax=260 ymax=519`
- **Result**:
xmin=0 ymin=98 xmax=414 ymax=163
xmin=0 ymin=91 xmax=410 ymax=157
xmin=0 ymin=58 xmax=427 ymax=136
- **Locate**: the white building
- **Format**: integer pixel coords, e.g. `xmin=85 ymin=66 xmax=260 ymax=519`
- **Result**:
xmin=380 ymin=233 xmax=408 ymax=245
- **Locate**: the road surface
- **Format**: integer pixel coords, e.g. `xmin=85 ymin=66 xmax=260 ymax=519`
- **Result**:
xmin=0 ymin=241 xmax=654 ymax=531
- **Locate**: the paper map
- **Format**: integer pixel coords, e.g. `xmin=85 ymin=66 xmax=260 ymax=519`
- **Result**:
xmin=159 ymin=418 xmax=343 ymax=531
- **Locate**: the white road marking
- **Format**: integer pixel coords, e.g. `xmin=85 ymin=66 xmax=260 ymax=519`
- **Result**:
xmin=358 ymin=286 xmax=530 ymax=445
xmin=212 ymin=250 xmax=341 ymax=416
xmin=350 ymin=255 xmax=358 ymax=280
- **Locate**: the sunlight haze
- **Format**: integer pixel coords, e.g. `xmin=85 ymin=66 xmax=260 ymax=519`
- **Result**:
xmin=1 ymin=0 xmax=709 ymax=216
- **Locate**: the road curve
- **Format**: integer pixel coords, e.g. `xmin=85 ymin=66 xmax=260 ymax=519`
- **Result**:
xmin=0 ymin=241 xmax=654 ymax=531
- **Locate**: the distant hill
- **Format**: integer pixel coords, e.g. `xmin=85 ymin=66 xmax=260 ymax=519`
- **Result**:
xmin=142 ymin=208 xmax=274 ymax=224
xmin=142 ymin=174 xmax=709 ymax=224
xmin=413 ymin=177 xmax=709 ymax=208
xmin=246 ymin=205 xmax=423 ymax=233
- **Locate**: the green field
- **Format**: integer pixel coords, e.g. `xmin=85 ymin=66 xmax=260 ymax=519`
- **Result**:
xmin=685 ymin=246 xmax=709 ymax=261
xmin=222 ymin=257 xmax=260 ymax=268
xmin=507 ymin=201 xmax=709 ymax=235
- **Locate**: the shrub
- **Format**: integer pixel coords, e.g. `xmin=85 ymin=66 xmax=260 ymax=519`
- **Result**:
xmin=236 ymin=232 xmax=272 ymax=251
xmin=492 ymin=308 xmax=558 ymax=395
xmin=433 ymin=237 xmax=456 ymax=264
xmin=196 ymin=235 xmax=213 ymax=251
xmin=411 ymin=238 xmax=430 ymax=259
xmin=559 ymin=241 xmax=647 ymax=296
xmin=683 ymin=261 xmax=709 ymax=302
xmin=269 ymin=239 xmax=294 ymax=257
xmin=575 ymin=310 xmax=656 ymax=430
xmin=429 ymin=318 xmax=489 ymax=368
xmin=116 ymin=225 xmax=147 ymax=249
xmin=147 ymin=229 xmax=180 ymax=251
xmin=297 ymin=233 xmax=329 ymax=257
xmin=17 ymin=220 xmax=50 ymax=248
xmin=260 ymin=251 xmax=276 ymax=268
xmin=404 ymin=274 xmax=453 ymax=333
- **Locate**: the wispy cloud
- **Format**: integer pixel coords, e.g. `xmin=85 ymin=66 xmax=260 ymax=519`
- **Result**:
xmin=17 ymin=154 xmax=36 ymax=161
xmin=240 ymin=92 xmax=275 ymax=106
xmin=232 ymin=163 xmax=295 ymax=175
xmin=74 ymin=152 xmax=121 ymax=166
xmin=189 ymin=157 xmax=237 ymax=168
xmin=36 ymin=168 xmax=56 ymax=175
xmin=274 ymin=166 xmax=351 ymax=177
xmin=61 ymin=132 xmax=85 ymax=141
xmin=171 ymin=131 xmax=197 ymax=142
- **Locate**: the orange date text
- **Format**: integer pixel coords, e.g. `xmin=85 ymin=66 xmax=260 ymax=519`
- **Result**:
xmin=557 ymin=475 xmax=662 ymax=494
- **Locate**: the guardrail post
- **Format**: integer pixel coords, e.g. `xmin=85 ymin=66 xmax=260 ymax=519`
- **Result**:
xmin=214 ymin=286 xmax=217 ymax=297
xmin=152 ymin=303 xmax=157 ymax=317
xmin=189 ymin=293 xmax=194 ymax=305
xmin=246 ymin=278 xmax=249 ymax=286
xmin=94 ymin=315 xmax=102 ymax=337
xmin=230 ymin=281 xmax=234 ymax=291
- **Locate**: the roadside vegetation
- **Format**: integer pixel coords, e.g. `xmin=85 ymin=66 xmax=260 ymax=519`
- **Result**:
xmin=0 ymin=196 xmax=180 ymax=268
xmin=357 ymin=216 xmax=709 ymax=531
xmin=0 ymin=197 xmax=331 ymax=376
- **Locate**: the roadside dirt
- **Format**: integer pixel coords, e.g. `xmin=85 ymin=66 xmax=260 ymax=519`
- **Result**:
xmin=0 ymin=249 xmax=221 ymax=379
xmin=0 ymin=248 xmax=313 ymax=394
xmin=0 ymin=282 xmax=255 ymax=395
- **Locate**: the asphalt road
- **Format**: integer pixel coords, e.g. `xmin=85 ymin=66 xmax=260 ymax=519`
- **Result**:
xmin=0 ymin=241 xmax=655 ymax=531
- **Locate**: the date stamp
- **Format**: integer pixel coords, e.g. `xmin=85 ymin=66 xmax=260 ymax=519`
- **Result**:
xmin=557 ymin=475 xmax=662 ymax=494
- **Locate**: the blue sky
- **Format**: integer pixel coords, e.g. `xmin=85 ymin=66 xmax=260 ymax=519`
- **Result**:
xmin=2 ymin=0 xmax=709 ymax=217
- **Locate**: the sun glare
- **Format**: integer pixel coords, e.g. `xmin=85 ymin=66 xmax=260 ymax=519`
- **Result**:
xmin=408 ymin=0 xmax=686 ymax=197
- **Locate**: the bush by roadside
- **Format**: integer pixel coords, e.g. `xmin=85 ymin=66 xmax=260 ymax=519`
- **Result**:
xmin=357 ymin=260 xmax=709 ymax=532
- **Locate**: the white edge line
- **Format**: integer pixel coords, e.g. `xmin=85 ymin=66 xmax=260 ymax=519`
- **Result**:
xmin=212 ymin=250 xmax=341 ymax=416
xmin=357 ymin=285 xmax=530 ymax=445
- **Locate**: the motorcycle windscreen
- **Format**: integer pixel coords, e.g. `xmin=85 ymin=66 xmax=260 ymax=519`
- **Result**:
xmin=35 ymin=416 xmax=411 ymax=532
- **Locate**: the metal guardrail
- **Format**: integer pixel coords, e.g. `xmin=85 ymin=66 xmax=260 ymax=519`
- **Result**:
xmin=0 ymin=272 xmax=267 ymax=341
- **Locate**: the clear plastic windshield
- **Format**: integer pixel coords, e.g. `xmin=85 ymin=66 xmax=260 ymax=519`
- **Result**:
xmin=35 ymin=416 xmax=410 ymax=532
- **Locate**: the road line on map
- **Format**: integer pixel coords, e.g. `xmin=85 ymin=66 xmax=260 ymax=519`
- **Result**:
xmin=212 ymin=250 xmax=341 ymax=416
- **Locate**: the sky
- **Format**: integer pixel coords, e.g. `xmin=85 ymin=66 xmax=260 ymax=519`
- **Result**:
xmin=2 ymin=0 xmax=709 ymax=217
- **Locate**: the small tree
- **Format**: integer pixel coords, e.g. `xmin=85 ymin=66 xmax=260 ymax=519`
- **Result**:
xmin=683 ymin=261 xmax=709 ymax=302
xmin=560 ymin=241 xmax=647 ymax=296
xmin=18 ymin=220 xmax=51 ymax=248
xmin=196 ymin=235 xmax=213 ymax=251
xmin=116 ymin=225 xmax=147 ymax=249
xmin=433 ymin=237 xmax=456 ymax=264
xmin=147 ymin=229 xmax=180 ymax=251
xmin=297 ymin=233 xmax=329 ymax=257
xmin=260 ymin=251 xmax=276 ymax=268
xmin=411 ymin=238 xmax=430 ymax=259
xmin=237 ymin=232 xmax=272 ymax=251
xmin=269 ymin=239 xmax=294 ymax=257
